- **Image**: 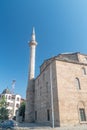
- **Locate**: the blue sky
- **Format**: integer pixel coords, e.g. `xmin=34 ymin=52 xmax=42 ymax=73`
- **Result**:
xmin=0 ymin=0 xmax=87 ymax=98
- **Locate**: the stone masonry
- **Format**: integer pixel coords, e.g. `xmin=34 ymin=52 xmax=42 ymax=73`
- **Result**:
xmin=34 ymin=52 xmax=87 ymax=126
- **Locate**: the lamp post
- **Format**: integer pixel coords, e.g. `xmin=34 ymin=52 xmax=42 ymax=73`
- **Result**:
xmin=50 ymin=63 xmax=54 ymax=128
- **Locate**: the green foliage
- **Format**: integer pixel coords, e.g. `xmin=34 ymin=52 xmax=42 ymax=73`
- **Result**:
xmin=0 ymin=107 xmax=9 ymax=120
xmin=0 ymin=96 xmax=7 ymax=108
xmin=0 ymin=95 xmax=9 ymax=120
xmin=18 ymin=102 xmax=25 ymax=121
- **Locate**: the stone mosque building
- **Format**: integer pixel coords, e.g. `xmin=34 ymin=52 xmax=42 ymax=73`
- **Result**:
xmin=25 ymin=28 xmax=87 ymax=127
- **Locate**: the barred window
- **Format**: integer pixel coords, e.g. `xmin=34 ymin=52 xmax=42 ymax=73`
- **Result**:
xmin=79 ymin=108 xmax=86 ymax=121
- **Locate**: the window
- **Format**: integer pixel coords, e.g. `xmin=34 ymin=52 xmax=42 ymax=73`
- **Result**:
xmin=75 ymin=78 xmax=81 ymax=90
xmin=82 ymin=67 xmax=86 ymax=75
xmin=35 ymin=111 xmax=37 ymax=120
xmin=17 ymin=97 xmax=19 ymax=101
xmin=8 ymin=96 xmax=11 ymax=100
xmin=47 ymin=109 xmax=50 ymax=121
xmin=79 ymin=108 xmax=86 ymax=121
xmin=16 ymin=103 xmax=19 ymax=108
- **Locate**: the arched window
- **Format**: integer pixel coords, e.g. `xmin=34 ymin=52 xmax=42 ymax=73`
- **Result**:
xmin=82 ymin=67 xmax=86 ymax=75
xmin=78 ymin=101 xmax=86 ymax=122
xmin=75 ymin=78 xmax=81 ymax=90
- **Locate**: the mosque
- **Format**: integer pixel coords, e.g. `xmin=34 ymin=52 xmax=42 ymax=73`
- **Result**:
xmin=25 ymin=28 xmax=87 ymax=127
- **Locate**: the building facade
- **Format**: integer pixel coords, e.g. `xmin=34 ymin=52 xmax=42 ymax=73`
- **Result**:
xmin=0 ymin=88 xmax=21 ymax=118
xmin=25 ymin=29 xmax=87 ymax=126
xmin=34 ymin=53 xmax=87 ymax=126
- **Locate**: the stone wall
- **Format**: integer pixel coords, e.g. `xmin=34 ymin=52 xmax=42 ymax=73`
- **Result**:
xmin=56 ymin=60 xmax=87 ymax=126
xmin=34 ymin=61 xmax=59 ymax=126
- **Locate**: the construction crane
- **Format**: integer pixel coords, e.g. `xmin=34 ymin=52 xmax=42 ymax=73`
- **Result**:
xmin=11 ymin=80 xmax=16 ymax=94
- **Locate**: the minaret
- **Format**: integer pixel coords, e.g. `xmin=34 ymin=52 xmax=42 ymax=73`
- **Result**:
xmin=25 ymin=27 xmax=37 ymax=122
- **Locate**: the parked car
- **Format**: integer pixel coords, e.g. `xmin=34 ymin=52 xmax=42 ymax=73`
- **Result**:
xmin=0 ymin=120 xmax=18 ymax=130
xmin=0 ymin=121 xmax=4 ymax=128
xmin=0 ymin=122 xmax=2 ymax=128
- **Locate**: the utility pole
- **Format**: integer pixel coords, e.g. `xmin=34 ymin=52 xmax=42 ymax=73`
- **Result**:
xmin=50 ymin=63 xmax=54 ymax=128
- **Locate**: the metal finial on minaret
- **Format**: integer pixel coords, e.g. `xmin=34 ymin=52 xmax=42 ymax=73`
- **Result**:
xmin=31 ymin=27 xmax=36 ymax=42
xmin=32 ymin=27 xmax=35 ymax=34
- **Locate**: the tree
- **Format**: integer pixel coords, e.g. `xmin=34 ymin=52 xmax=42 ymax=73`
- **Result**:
xmin=0 ymin=96 xmax=7 ymax=108
xmin=18 ymin=102 xmax=25 ymax=121
xmin=0 ymin=95 xmax=9 ymax=120
xmin=0 ymin=107 xmax=9 ymax=120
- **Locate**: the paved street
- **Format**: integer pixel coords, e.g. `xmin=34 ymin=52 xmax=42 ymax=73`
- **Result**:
xmin=0 ymin=122 xmax=87 ymax=130
xmin=16 ymin=123 xmax=87 ymax=130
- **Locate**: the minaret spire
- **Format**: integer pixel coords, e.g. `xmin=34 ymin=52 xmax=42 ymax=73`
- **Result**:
xmin=29 ymin=27 xmax=37 ymax=79
xmin=25 ymin=27 xmax=38 ymax=122
xmin=30 ymin=27 xmax=37 ymax=47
